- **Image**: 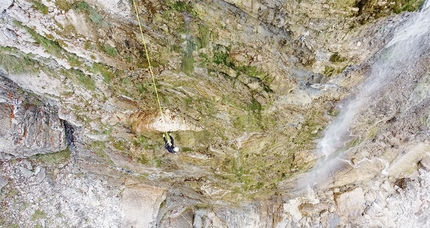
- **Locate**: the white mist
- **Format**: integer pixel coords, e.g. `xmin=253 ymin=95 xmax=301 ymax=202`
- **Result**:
xmin=298 ymin=2 xmax=430 ymax=189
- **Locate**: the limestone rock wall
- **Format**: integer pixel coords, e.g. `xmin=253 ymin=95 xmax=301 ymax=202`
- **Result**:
xmin=0 ymin=74 xmax=66 ymax=158
xmin=0 ymin=0 xmax=429 ymax=227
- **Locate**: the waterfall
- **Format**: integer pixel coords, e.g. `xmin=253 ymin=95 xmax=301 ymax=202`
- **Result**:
xmin=299 ymin=1 xmax=430 ymax=189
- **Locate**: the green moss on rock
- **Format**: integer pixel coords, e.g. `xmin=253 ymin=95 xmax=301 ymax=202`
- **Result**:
xmin=32 ymin=148 xmax=70 ymax=165
xmin=23 ymin=25 xmax=64 ymax=57
xmin=356 ymin=0 xmax=425 ymax=23
xmin=32 ymin=0 xmax=49 ymax=14
xmin=31 ymin=209 xmax=47 ymax=221
xmin=0 ymin=47 xmax=38 ymax=74
xmin=55 ymin=0 xmax=74 ymax=11
xmin=329 ymin=52 xmax=347 ymax=63
xmin=73 ymin=1 xmax=108 ymax=27
xmin=100 ymin=44 xmax=119 ymax=57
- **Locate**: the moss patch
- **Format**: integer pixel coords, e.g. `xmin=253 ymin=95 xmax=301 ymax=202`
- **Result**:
xmin=182 ymin=48 xmax=194 ymax=76
xmin=166 ymin=1 xmax=197 ymax=16
xmin=31 ymin=209 xmax=47 ymax=221
xmin=213 ymin=44 xmax=233 ymax=67
xmin=197 ymin=25 xmax=211 ymax=48
xmin=55 ymin=0 xmax=74 ymax=11
xmin=32 ymin=0 xmax=49 ymax=14
xmin=355 ymin=0 xmax=425 ymax=23
xmin=89 ymin=141 xmax=114 ymax=165
xmin=100 ymin=43 xmax=119 ymax=57
xmin=61 ymin=68 xmax=95 ymax=91
xmin=0 ymin=47 xmax=38 ymax=74
xmin=329 ymin=52 xmax=347 ymax=63
xmin=91 ymin=62 xmax=119 ymax=83
xmin=31 ymin=148 xmax=70 ymax=165
xmin=73 ymin=1 xmax=108 ymax=27
xmin=394 ymin=0 xmax=425 ymax=13
xmin=113 ymin=140 xmax=127 ymax=151
xmin=324 ymin=65 xmax=347 ymax=77
xmin=76 ymin=69 xmax=96 ymax=90
xmin=23 ymin=25 xmax=64 ymax=57
xmin=67 ymin=53 xmax=84 ymax=67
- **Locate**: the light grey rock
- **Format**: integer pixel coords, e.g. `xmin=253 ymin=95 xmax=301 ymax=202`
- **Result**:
xmin=121 ymin=185 xmax=166 ymax=228
xmin=19 ymin=166 xmax=33 ymax=178
xmin=22 ymin=159 xmax=32 ymax=170
xmin=0 ymin=75 xmax=67 ymax=158
xmin=160 ymin=208 xmax=193 ymax=228
xmin=0 ymin=0 xmax=13 ymax=12
xmin=419 ymin=156 xmax=430 ymax=171
xmin=327 ymin=213 xmax=340 ymax=228
xmin=35 ymin=167 xmax=46 ymax=183
xmin=0 ymin=176 xmax=7 ymax=191
xmin=364 ymin=190 xmax=376 ymax=203
xmin=335 ymin=187 xmax=365 ymax=221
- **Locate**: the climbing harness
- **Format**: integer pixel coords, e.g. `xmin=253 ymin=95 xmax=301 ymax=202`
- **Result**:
xmin=132 ymin=0 xmax=169 ymax=140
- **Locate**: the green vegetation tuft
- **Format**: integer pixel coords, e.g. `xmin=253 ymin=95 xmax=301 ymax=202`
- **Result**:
xmin=73 ymin=1 xmax=108 ymax=27
xmin=89 ymin=141 xmax=114 ymax=165
xmin=75 ymin=69 xmax=96 ymax=90
xmin=31 ymin=210 xmax=47 ymax=221
xmin=181 ymin=147 xmax=192 ymax=152
xmin=154 ymin=158 xmax=162 ymax=167
xmin=133 ymin=135 xmax=148 ymax=147
xmin=368 ymin=126 xmax=379 ymax=139
xmin=60 ymin=68 xmax=95 ymax=90
xmin=247 ymin=98 xmax=262 ymax=113
xmin=182 ymin=51 xmax=194 ymax=76
xmin=137 ymin=154 xmax=149 ymax=164
xmin=32 ymin=148 xmax=70 ymax=165
xmin=73 ymin=1 xmax=91 ymax=11
xmin=324 ymin=66 xmax=336 ymax=76
xmin=135 ymin=83 xmax=150 ymax=94
xmin=345 ymin=137 xmax=360 ymax=149
xmin=213 ymin=44 xmax=233 ymax=67
xmin=32 ymin=0 xmax=49 ymax=14
xmin=236 ymin=65 xmax=267 ymax=79
xmin=0 ymin=47 xmax=38 ymax=74
xmin=197 ymin=25 xmax=211 ymax=48
xmin=23 ymin=25 xmax=64 ymax=57
xmin=293 ymin=111 xmax=325 ymax=150
xmin=55 ymin=0 xmax=74 ymax=11
xmin=394 ymin=0 xmax=425 ymax=13
xmin=167 ymin=1 xmax=197 ymax=16
xmin=92 ymin=62 xmax=118 ymax=83
xmin=356 ymin=0 xmax=424 ymax=23
xmin=329 ymin=52 xmax=347 ymax=62
xmin=100 ymin=44 xmax=119 ymax=57
xmin=67 ymin=54 xmax=84 ymax=67
xmin=113 ymin=140 xmax=127 ymax=151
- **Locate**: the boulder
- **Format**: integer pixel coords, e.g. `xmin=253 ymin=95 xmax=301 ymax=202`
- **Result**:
xmin=335 ymin=187 xmax=365 ymax=221
xmin=121 ymin=185 xmax=166 ymax=227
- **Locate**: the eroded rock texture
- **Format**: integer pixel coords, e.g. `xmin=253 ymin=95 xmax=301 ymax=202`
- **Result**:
xmin=0 ymin=0 xmax=430 ymax=227
xmin=0 ymin=74 xmax=66 ymax=158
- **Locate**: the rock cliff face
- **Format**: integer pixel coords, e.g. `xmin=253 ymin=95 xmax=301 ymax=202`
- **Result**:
xmin=0 ymin=75 xmax=66 ymax=158
xmin=1 ymin=0 xmax=430 ymax=227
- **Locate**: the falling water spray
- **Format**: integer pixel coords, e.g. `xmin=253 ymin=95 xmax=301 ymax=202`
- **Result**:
xmin=298 ymin=1 xmax=430 ymax=189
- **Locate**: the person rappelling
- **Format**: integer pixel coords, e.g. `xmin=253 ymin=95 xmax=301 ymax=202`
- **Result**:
xmin=163 ymin=132 xmax=179 ymax=154
xmin=132 ymin=0 xmax=180 ymax=154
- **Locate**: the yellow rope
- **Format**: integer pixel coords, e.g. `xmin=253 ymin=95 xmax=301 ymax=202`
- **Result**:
xmin=132 ymin=0 xmax=168 ymax=139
